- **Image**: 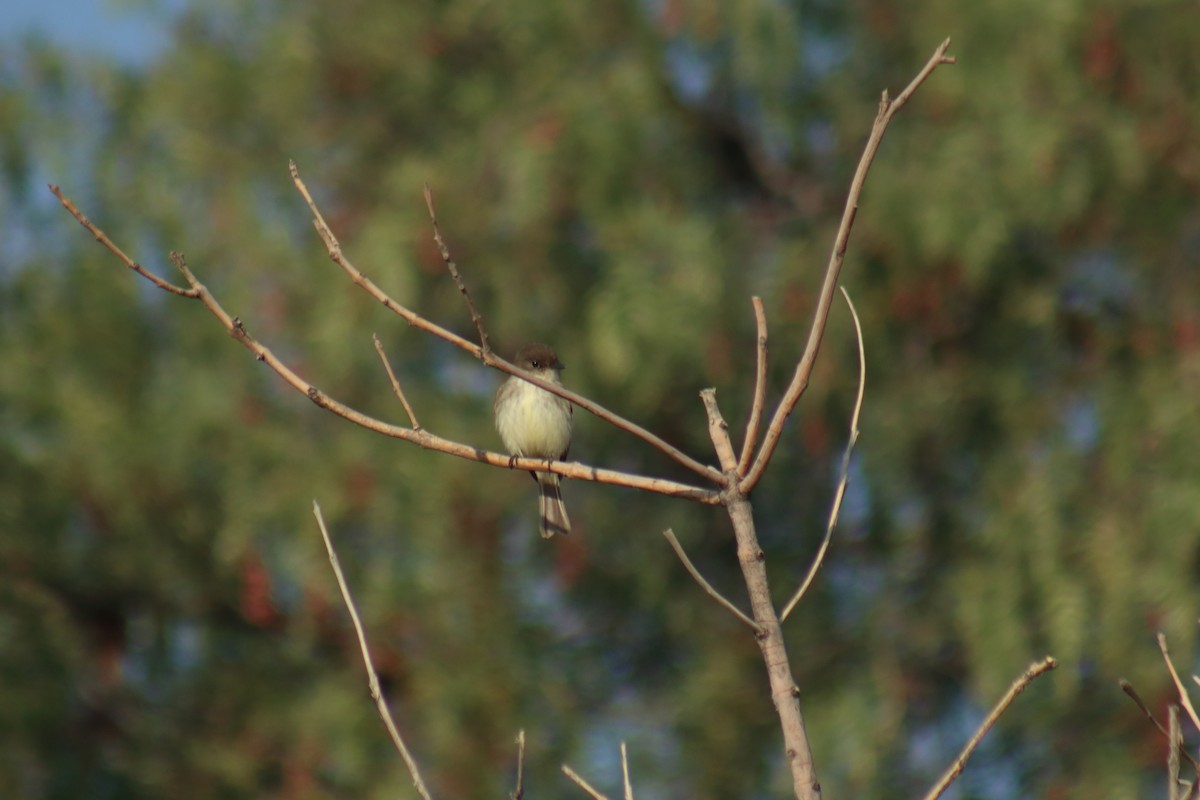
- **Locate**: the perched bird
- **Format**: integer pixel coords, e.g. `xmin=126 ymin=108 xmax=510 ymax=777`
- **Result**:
xmin=493 ymin=343 xmax=573 ymax=538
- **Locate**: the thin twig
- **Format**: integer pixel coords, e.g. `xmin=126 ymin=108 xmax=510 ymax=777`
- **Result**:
xmin=562 ymin=765 xmax=609 ymax=800
xmin=663 ymin=529 xmax=762 ymax=633
xmin=312 ymin=502 xmax=435 ymax=800
xmin=1119 ymin=680 xmax=1200 ymax=772
xmin=511 ymin=730 xmax=526 ymax=800
xmin=51 ymin=186 xmax=199 ymax=297
xmin=741 ymin=39 xmax=954 ymax=494
xmin=1159 ymin=632 xmax=1200 ymax=732
xmin=1170 ymin=705 xmax=1182 ymax=800
xmin=620 ymin=742 xmax=633 ymax=800
xmin=289 ymin=162 xmax=724 ymax=485
xmin=423 ymin=184 xmax=491 ymax=356
xmin=781 ymin=286 xmax=865 ymax=622
xmin=921 ymin=655 xmax=1057 ymax=800
xmin=737 ymin=296 xmax=769 ymax=475
xmin=372 ymin=334 xmax=421 ymax=430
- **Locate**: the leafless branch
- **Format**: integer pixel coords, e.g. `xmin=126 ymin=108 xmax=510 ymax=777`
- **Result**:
xmin=620 ymin=742 xmax=634 ymax=800
xmin=1159 ymin=632 xmax=1200 ymax=732
xmin=1119 ymin=679 xmax=1200 ymax=772
xmin=423 ymin=184 xmax=491 ymax=356
xmin=312 ymin=501 xmax=435 ymax=800
xmin=921 ymin=655 xmax=1057 ymax=800
xmin=289 ymin=162 xmax=724 ymax=485
xmin=562 ymin=765 xmax=609 ymax=800
xmin=741 ymin=38 xmax=955 ymax=494
xmin=51 ymin=186 xmax=198 ymax=297
xmin=700 ymin=389 xmax=739 ymax=472
xmin=49 ymin=185 xmax=718 ymax=504
xmin=737 ymin=296 xmax=769 ymax=475
xmin=510 ymin=729 xmax=526 ymax=800
xmin=1170 ymin=705 xmax=1183 ymax=800
xmin=372 ymin=334 xmax=421 ymax=430
xmin=663 ymin=529 xmax=761 ymax=632
xmin=781 ymin=286 xmax=865 ymax=622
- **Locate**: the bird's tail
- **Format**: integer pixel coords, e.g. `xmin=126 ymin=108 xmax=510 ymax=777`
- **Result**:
xmin=536 ymin=472 xmax=571 ymax=538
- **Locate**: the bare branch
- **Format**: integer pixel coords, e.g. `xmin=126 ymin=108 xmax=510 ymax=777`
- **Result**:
xmin=700 ymin=389 xmax=739 ymax=472
xmin=663 ymin=529 xmax=761 ymax=633
xmin=1159 ymin=632 xmax=1200 ymax=732
xmin=620 ymin=742 xmax=634 ymax=800
xmin=1120 ymin=679 xmax=1200 ymax=773
xmin=921 ymin=655 xmax=1057 ymax=800
xmin=312 ymin=502 xmax=435 ymax=800
xmin=781 ymin=286 xmax=865 ymax=622
xmin=50 ymin=186 xmax=199 ymax=297
xmin=50 ymin=186 xmax=718 ymax=503
xmin=373 ymin=334 xmax=421 ymax=430
xmin=741 ymin=39 xmax=955 ymax=494
xmin=562 ymin=765 xmax=609 ymax=800
xmin=737 ymin=296 xmax=769 ymax=475
xmin=1171 ymin=705 xmax=1183 ymax=800
xmin=289 ymin=163 xmax=724 ymax=485
xmin=423 ymin=184 xmax=491 ymax=356
xmin=511 ymin=730 xmax=526 ymax=800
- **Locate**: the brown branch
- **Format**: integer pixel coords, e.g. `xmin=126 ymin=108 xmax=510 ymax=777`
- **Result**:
xmin=737 ymin=296 xmax=769 ymax=475
xmin=372 ymin=334 xmax=421 ymax=430
xmin=50 ymin=186 xmax=719 ymax=503
xmin=725 ymin=493 xmax=820 ymax=800
xmin=562 ymin=765 xmax=609 ymax=800
xmin=511 ymin=730 xmax=526 ymax=800
xmin=289 ymin=162 xmax=724 ymax=485
xmin=423 ymin=184 xmax=491 ymax=356
xmin=781 ymin=286 xmax=865 ymax=622
xmin=1159 ymin=632 xmax=1200 ymax=732
xmin=1170 ymin=706 xmax=1183 ymax=800
xmin=741 ymin=38 xmax=955 ymax=494
xmin=620 ymin=742 xmax=633 ymax=800
xmin=921 ymin=655 xmax=1057 ymax=800
xmin=1120 ymin=679 xmax=1200 ymax=773
xmin=312 ymin=502 xmax=435 ymax=800
xmin=663 ymin=529 xmax=761 ymax=633
xmin=700 ymin=389 xmax=739 ymax=472
xmin=51 ymin=185 xmax=199 ymax=297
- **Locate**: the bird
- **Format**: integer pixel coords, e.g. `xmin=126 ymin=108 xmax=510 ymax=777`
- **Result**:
xmin=493 ymin=343 xmax=573 ymax=538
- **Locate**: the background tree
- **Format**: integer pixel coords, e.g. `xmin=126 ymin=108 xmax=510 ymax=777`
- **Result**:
xmin=1 ymin=1 xmax=1197 ymax=798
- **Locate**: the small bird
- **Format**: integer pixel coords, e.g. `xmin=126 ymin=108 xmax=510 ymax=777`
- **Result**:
xmin=494 ymin=343 xmax=573 ymax=538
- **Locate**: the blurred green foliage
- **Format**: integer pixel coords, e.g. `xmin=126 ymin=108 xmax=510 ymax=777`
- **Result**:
xmin=2 ymin=1 xmax=1199 ymax=798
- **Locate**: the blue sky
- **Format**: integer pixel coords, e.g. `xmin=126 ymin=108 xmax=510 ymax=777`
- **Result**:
xmin=3 ymin=0 xmax=186 ymax=66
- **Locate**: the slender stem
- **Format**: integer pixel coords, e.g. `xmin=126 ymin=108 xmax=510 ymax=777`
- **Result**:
xmin=921 ymin=656 xmax=1057 ymax=800
xmin=312 ymin=502 xmax=435 ymax=800
xmin=562 ymin=765 xmax=609 ymax=800
xmin=781 ymin=287 xmax=866 ymax=621
xmin=663 ymin=529 xmax=761 ymax=632
xmin=372 ymin=334 xmax=421 ymax=430
xmin=737 ymin=296 xmax=769 ymax=475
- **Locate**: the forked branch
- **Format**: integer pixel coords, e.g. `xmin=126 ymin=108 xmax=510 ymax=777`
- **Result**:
xmin=741 ymin=38 xmax=955 ymax=493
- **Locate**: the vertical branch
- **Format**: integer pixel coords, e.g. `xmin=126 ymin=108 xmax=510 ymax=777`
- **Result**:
xmin=741 ymin=39 xmax=954 ymax=494
xmin=737 ymin=296 xmax=769 ymax=475
xmin=727 ymin=495 xmax=821 ymax=800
